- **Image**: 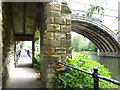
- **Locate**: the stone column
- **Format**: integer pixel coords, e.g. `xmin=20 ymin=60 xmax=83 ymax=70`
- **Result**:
xmin=118 ymin=1 xmax=120 ymax=40
xmin=34 ymin=29 xmax=40 ymax=56
xmin=33 ymin=29 xmax=40 ymax=66
xmin=0 ymin=1 xmax=2 ymax=89
xmin=40 ymin=1 xmax=71 ymax=88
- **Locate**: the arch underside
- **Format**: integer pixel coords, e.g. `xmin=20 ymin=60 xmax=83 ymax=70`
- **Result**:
xmin=72 ymin=20 xmax=120 ymax=57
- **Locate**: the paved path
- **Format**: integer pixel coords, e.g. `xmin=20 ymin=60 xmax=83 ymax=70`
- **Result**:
xmin=6 ymin=49 xmax=45 ymax=88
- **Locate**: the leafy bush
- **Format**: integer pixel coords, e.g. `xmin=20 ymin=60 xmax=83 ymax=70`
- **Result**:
xmin=58 ymin=52 xmax=118 ymax=89
xmin=34 ymin=55 xmax=41 ymax=70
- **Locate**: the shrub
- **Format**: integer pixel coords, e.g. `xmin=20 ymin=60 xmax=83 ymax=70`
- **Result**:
xmin=34 ymin=55 xmax=41 ymax=70
xmin=58 ymin=52 xmax=118 ymax=89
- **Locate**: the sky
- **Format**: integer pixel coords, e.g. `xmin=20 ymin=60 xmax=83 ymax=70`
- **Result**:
xmin=67 ymin=0 xmax=120 ymax=31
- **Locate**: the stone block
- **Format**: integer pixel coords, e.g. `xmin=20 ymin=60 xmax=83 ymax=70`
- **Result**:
xmin=54 ymin=17 xmax=66 ymax=24
xmin=46 ymin=8 xmax=61 ymax=17
xmin=47 ymin=11 xmax=61 ymax=17
xmin=61 ymin=25 xmax=71 ymax=32
xmin=61 ymin=13 xmax=71 ymax=19
xmin=66 ymin=32 xmax=71 ymax=39
xmin=51 ymin=39 xmax=60 ymax=47
xmin=45 ymin=32 xmax=55 ymax=39
xmin=46 ymin=17 xmax=54 ymax=24
xmin=46 ymin=2 xmax=61 ymax=11
xmin=56 ymin=47 xmax=66 ymax=54
xmin=46 ymin=48 xmax=56 ymax=55
xmin=66 ymin=19 xmax=71 ymax=25
xmin=61 ymin=39 xmax=71 ymax=47
xmin=47 ymin=55 xmax=61 ymax=63
xmin=44 ymin=38 xmax=60 ymax=47
xmin=47 ymin=24 xmax=60 ymax=31
xmin=66 ymin=47 xmax=72 ymax=54
xmin=61 ymin=55 xmax=67 ymax=62
xmin=0 ymin=76 xmax=2 ymax=90
xmin=0 ymin=31 xmax=2 ymax=42
xmin=61 ymin=4 xmax=71 ymax=14
xmin=51 ymin=11 xmax=61 ymax=17
xmin=55 ymin=32 xmax=66 ymax=39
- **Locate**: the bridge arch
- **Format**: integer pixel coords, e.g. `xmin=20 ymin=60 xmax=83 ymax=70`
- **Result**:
xmin=71 ymin=16 xmax=120 ymax=57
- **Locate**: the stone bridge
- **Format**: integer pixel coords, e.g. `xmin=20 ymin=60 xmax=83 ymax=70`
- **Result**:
xmin=71 ymin=16 xmax=120 ymax=57
xmin=0 ymin=1 xmax=119 ymax=89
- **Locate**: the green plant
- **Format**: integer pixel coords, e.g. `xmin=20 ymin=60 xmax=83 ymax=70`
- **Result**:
xmin=20 ymin=41 xmax=24 ymax=49
xmin=34 ymin=55 xmax=41 ymax=70
xmin=58 ymin=52 xmax=118 ymax=89
xmin=71 ymin=34 xmax=97 ymax=52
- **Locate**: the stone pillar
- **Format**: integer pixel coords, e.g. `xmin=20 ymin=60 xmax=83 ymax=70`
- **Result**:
xmin=33 ymin=29 xmax=40 ymax=66
xmin=40 ymin=1 xmax=71 ymax=88
xmin=34 ymin=29 xmax=40 ymax=56
xmin=2 ymin=2 xmax=15 ymax=87
xmin=0 ymin=2 xmax=2 ymax=89
xmin=118 ymin=1 xmax=120 ymax=40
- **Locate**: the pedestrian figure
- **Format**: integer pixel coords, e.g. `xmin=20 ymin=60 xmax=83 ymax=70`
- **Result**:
xmin=27 ymin=50 xmax=31 ymax=58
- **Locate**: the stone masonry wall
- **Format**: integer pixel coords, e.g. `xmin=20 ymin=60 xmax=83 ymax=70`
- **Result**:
xmin=2 ymin=3 xmax=15 ymax=88
xmin=40 ymin=1 xmax=71 ymax=88
xmin=0 ymin=1 xmax=2 ymax=89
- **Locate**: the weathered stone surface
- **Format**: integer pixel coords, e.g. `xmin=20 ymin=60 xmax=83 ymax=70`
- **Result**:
xmin=61 ymin=4 xmax=71 ymax=14
xmin=41 ymin=1 xmax=71 ymax=88
xmin=66 ymin=32 xmax=71 ymax=39
xmin=61 ymin=55 xmax=67 ymax=62
xmin=55 ymin=32 xmax=66 ymax=39
xmin=47 ymin=2 xmax=61 ymax=11
xmin=47 ymin=10 xmax=61 ymax=17
xmin=44 ymin=38 xmax=60 ymax=47
xmin=66 ymin=47 xmax=72 ymax=54
xmin=61 ymin=39 xmax=71 ymax=47
xmin=45 ymin=32 xmax=55 ymax=39
xmin=61 ymin=13 xmax=71 ymax=19
xmin=66 ymin=19 xmax=71 ymax=25
xmin=0 ymin=31 xmax=2 ymax=42
xmin=51 ymin=11 xmax=61 ymax=17
xmin=47 ymin=24 xmax=60 ymax=31
xmin=61 ymin=25 xmax=71 ymax=32
xmin=46 ymin=17 xmax=54 ymax=24
xmin=46 ymin=48 xmax=56 ymax=55
xmin=56 ymin=47 xmax=66 ymax=54
xmin=50 ymin=39 xmax=60 ymax=47
xmin=54 ymin=17 xmax=66 ymax=24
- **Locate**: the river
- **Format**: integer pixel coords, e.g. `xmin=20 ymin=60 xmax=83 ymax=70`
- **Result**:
xmin=88 ymin=52 xmax=120 ymax=82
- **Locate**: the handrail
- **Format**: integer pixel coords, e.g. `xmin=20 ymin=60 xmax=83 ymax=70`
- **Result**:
xmin=57 ymin=62 xmax=120 ymax=90
xmin=58 ymin=62 xmax=92 ymax=75
xmin=98 ymin=75 xmax=120 ymax=86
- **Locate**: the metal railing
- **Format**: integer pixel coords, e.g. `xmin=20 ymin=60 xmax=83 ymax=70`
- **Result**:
xmin=57 ymin=62 xmax=120 ymax=90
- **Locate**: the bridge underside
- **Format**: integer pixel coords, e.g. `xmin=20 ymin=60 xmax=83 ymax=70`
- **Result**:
xmin=72 ymin=19 xmax=120 ymax=57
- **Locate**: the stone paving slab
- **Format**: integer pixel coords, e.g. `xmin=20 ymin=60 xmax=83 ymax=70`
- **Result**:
xmin=6 ymin=50 xmax=45 ymax=88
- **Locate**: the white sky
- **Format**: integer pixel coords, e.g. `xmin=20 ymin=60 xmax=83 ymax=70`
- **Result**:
xmin=67 ymin=0 xmax=120 ymax=30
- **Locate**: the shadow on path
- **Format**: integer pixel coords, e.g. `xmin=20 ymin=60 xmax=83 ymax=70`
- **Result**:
xmin=6 ymin=49 xmax=45 ymax=88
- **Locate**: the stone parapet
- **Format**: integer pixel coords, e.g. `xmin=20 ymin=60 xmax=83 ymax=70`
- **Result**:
xmin=99 ymin=52 xmax=120 ymax=57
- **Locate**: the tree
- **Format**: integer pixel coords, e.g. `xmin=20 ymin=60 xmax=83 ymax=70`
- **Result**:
xmin=71 ymin=35 xmax=81 ymax=52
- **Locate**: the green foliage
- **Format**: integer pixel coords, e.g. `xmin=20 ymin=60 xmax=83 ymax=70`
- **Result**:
xmin=58 ymin=52 xmax=118 ymax=89
xmin=71 ymin=34 xmax=97 ymax=52
xmin=86 ymin=6 xmax=104 ymax=17
xmin=20 ymin=41 xmax=24 ymax=49
xmin=34 ymin=55 xmax=41 ymax=70
xmin=116 ymin=17 xmax=120 ymax=21
xmin=71 ymin=35 xmax=81 ymax=52
xmin=87 ymin=41 xmax=97 ymax=51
